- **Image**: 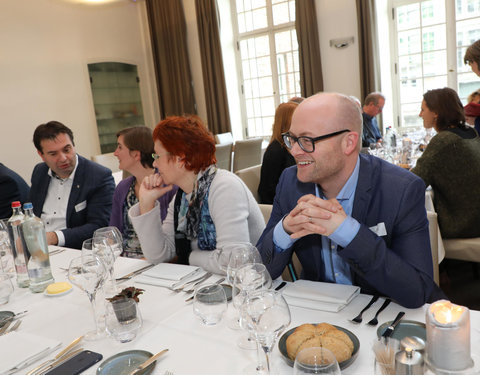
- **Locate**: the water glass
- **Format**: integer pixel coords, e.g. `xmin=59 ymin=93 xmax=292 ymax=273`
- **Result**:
xmin=293 ymin=347 xmax=341 ymax=374
xmin=193 ymin=284 xmax=227 ymax=325
xmin=0 ymin=273 xmax=14 ymax=305
xmin=106 ymin=299 xmax=142 ymax=343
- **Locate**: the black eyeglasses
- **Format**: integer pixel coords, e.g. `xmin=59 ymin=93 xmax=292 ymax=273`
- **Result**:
xmin=282 ymin=129 xmax=351 ymax=153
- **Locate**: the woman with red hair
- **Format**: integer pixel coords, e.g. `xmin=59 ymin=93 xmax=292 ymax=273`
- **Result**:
xmin=129 ymin=115 xmax=265 ymax=272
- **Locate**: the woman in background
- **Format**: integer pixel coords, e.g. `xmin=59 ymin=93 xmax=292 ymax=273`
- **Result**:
xmin=129 ymin=116 xmax=264 ymax=273
xmin=258 ymin=102 xmax=298 ymax=204
xmin=464 ymin=40 xmax=480 ymax=133
xmin=411 ymin=88 xmax=480 ymax=239
xmin=110 ymin=126 xmax=177 ymax=258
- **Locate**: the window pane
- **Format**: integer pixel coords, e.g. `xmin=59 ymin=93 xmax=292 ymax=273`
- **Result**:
xmin=421 ymin=0 xmax=445 ymax=27
xmin=252 ymin=0 xmax=266 ymax=8
xmin=275 ymin=30 xmax=292 ymax=53
xmin=245 ymin=11 xmax=254 ymax=32
xmin=249 ymin=59 xmax=258 ymax=78
xmin=261 ymin=97 xmax=275 ymax=116
xmin=273 ymin=3 xmax=290 ymax=25
xmin=397 ymin=3 xmax=420 ymax=31
xmin=456 ymin=18 xmax=480 ymax=48
xmin=398 ymin=29 xmax=421 ymax=55
xmin=400 ymin=78 xmax=424 ymax=104
xmin=422 ymin=25 xmax=446 ymax=52
xmin=399 ymin=54 xmax=422 ymax=79
xmin=255 ymin=35 xmax=270 ymax=56
xmin=237 ymin=13 xmax=246 ymax=33
xmin=242 ymin=60 xmax=251 ymax=79
xmin=236 ymin=0 xmax=245 ymax=13
xmin=252 ymin=8 xmax=268 ymax=30
xmin=401 ymin=103 xmax=423 ymax=128
xmin=423 ymin=50 xmax=447 ymax=76
xmin=262 ymin=116 xmax=275 ymax=135
xmin=456 ymin=0 xmax=480 ymax=20
xmin=257 ymin=56 xmax=272 ymax=77
xmin=289 ymin=1 xmax=296 ymax=22
xmin=423 ymin=75 xmax=448 ymax=91
xmin=259 ymin=77 xmax=273 ymax=96
xmin=458 ymin=72 xmax=480 ymax=101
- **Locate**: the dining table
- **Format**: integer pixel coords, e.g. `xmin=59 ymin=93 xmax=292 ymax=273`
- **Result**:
xmin=3 ymin=246 xmax=480 ymax=375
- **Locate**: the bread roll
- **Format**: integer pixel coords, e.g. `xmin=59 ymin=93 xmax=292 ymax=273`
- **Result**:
xmin=286 ymin=323 xmax=354 ymax=363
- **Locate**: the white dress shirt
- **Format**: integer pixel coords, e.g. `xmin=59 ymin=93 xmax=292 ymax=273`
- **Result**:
xmin=41 ymin=155 xmax=78 ymax=246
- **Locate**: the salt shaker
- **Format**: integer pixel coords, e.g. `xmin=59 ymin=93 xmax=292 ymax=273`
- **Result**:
xmin=400 ymin=336 xmax=425 ymax=355
xmin=395 ymin=347 xmax=424 ymax=375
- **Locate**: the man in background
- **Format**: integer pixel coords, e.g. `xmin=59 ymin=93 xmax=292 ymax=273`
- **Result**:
xmin=29 ymin=121 xmax=114 ymax=249
xmin=362 ymin=92 xmax=385 ymax=147
xmin=0 ymin=163 xmax=30 ymax=219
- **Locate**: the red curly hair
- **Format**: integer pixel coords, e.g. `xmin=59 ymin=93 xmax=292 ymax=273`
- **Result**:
xmin=152 ymin=115 xmax=217 ymax=173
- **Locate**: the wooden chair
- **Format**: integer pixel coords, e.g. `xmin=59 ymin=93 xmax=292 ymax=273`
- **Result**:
xmin=215 ymin=142 xmax=233 ymax=171
xmin=235 ymin=164 xmax=261 ymax=202
xmin=232 ymin=137 xmax=263 ymax=172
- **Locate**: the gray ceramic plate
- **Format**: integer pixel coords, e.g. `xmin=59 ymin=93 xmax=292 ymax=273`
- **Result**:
xmin=96 ymin=350 xmax=156 ymax=375
xmin=377 ymin=320 xmax=426 ymax=341
xmin=221 ymin=284 xmax=232 ymax=301
xmin=278 ymin=324 xmax=360 ymax=369
xmin=0 ymin=311 xmax=14 ymax=328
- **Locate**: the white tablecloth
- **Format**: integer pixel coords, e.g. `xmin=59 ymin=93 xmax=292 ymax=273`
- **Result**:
xmin=4 ymin=247 xmax=480 ymax=374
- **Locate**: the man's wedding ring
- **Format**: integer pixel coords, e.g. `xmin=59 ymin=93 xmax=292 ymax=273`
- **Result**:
xmin=308 ymin=216 xmax=313 ymax=223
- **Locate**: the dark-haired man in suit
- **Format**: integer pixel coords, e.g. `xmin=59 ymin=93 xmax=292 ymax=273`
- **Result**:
xmin=256 ymin=92 xmax=445 ymax=308
xmin=29 ymin=121 xmax=115 ymax=249
xmin=0 ymin=164 xmax=30 ymax=219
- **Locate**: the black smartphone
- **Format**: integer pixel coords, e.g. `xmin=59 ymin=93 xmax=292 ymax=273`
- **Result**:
xmin=44 ymin=350 xmax=103 ymax=375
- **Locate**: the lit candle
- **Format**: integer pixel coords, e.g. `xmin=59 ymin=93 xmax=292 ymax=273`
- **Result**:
xmin=426 ymin=300 xmax=473 ymax=372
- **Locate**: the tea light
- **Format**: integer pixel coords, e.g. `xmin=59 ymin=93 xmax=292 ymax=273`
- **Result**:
xmin=426 ymin=300 xmax=473 ymax=372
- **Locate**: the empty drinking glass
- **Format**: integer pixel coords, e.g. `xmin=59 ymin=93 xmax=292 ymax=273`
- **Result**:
xmin=193 ymin=283 xmax=227 ymax=325
xmin=293 ymin=347 xmax=341 ymax=375
xmin=106 ymin=299 xmax=142 ymax=343
xmin=0 ymin=273 xmax=14 ymax=305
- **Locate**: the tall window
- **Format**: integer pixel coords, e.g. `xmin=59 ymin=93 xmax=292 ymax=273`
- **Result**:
xmin=391 ymin=0 xmax=480 ymax=128
xmin=232 ymin=0 xmax=301 ymax=138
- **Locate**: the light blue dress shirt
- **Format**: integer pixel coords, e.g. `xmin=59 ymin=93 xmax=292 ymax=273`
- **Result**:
xmin=273 ymin=157 xmax=361 ymax=284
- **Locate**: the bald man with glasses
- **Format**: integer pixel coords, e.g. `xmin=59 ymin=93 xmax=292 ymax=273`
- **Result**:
xmin=256 ymin=92 xmax=444 ymax=308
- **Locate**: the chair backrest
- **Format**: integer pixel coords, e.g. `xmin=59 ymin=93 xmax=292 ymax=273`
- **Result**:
xmin=232 ymin=137 xmax=263 ymax=172
xmin=215 ymin=132 xmax=234 ymax=144
xmin=258 ymin=204 xmax=272 ymax=225
xmin=215 ymin=142 xmax=233 ymax=171
xmin=427 ymin=210 xmax=440 ymax=285
xmin=91 ymin=152 xmax=119 ymax=173
xmin=235 ymin=164 xmax=261 ymax=202
xmin=443 ymin=237 xmax=480 ymax=262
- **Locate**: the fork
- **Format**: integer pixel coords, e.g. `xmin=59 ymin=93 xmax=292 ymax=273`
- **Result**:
xmin=164 ymin=371 xmax=173 ymax=375
xmin=350 ymin=295 xmax=379 ymax=323
xmin=367 ymin=298 xmax=392 ymax=326
xmin=1 ymin=320 xmax=21 ymax=335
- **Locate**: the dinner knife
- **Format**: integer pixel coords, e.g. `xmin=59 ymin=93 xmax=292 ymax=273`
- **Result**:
xmin=116 ymin=264 xmax=155 ymax=281
xmin=382 ymin=311 xmax=405 ymax=338
xmin=127 ymin=349 xmax=169 ymax=375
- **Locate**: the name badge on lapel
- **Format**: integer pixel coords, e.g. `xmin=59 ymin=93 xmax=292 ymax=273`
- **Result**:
xmin=75 ymin=200 xmax=87 ymax=212
xmin=369 ymin=222 xmax=387 ymax=236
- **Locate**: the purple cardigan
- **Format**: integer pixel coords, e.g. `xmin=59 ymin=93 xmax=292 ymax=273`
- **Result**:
xmin=109 ymin=176 xmax=178 ymax=234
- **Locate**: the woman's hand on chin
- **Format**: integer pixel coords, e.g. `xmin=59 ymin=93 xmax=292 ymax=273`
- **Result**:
xmin=138 ymin=174 xmax=174 ymax=214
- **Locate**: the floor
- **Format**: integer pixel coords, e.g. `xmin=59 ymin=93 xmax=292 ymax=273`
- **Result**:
xmin=439 ymin=259 xmax=480 ymax=311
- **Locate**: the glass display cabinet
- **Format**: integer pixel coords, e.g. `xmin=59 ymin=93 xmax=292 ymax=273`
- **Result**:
xmin=88 ymin=62 xmax=145 ymax=153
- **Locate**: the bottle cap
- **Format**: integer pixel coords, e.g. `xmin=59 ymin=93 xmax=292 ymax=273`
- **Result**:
xmin=11 ymin=201 xmax=21 ymax=208
xmin=23 ymin=202 xmax=33 ymax=210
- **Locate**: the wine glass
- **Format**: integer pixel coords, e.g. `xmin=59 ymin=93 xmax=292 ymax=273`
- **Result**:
xmin=241 ymin=289 xmax=291 ymax=375
xmin=93 ymin=226 xmax=123 ymax=258
xmin=68 ymin=254 xmax=107 ymax=340
xmin=294 ymin=347 xmax=341 ymax=374
xmin=92 ymin=235 xmax=118 ymax=295
xmin=193 ymin=284 xmax=227 ymax=325
xmin=233 ymin=263 xmax=272 ymax=346
xmin=221 ymin=243 xmax=262 ymax=286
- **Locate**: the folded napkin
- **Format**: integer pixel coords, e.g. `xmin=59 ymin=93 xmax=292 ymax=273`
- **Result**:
xmin=142 ymin=263 xmax=200 ymax=281
xmin=282 ymin=280 xmax=360 ymax=312
xmin=0 ymin=332 xmax=61 ymax=375
xmin=136 ymin=264 xmax=204 ymax=289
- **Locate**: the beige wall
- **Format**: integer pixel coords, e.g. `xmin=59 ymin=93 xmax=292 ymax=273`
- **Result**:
xmin=0 ymin=0 xmax=158 ymax=181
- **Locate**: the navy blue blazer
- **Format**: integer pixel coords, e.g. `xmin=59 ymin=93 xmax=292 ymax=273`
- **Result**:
xmin=0 ymin=163 xmax=30 ymax=219
xmin=256 ymin=154 xmax=445 ymax=308
xmin=29 ymin=155 xmax=115 ymax=249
